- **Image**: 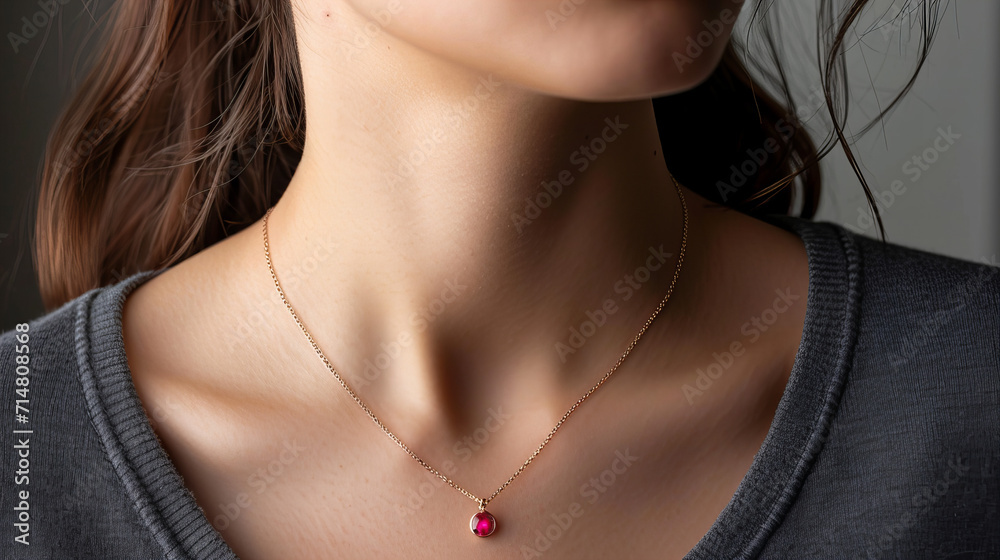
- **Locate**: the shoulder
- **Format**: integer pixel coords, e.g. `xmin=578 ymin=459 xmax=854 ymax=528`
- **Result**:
xmin=0 ymin=279 xmax=123 ymax=459
xmin=851 ymin=228 xmax=999 ymax=306
xmin=0 ymin=269 xmax=168 ymax=438
xmin=840 ymin=224 xmax=998 ymax=422
xmin=801 ymin=218 xmax=998 ymax=458
xmin=1 ymin=271 xmax=156 ymax=410
xmin=767 ymin=215 xmax=998 ymax=439
xmin=1 ymin=295 xmax=84 ymax=414
xmin=774 ymin=216 xmax=999 ymax=341
xmin=1 ymin=293 xmax=81 ymax=346
xmin=0 ymin=276 xmax=168 ymax=555
xmin=846 ymin=228 xmax=1000 ymax=364
xmin=757 ymin=218 xmax=1000 ymax=557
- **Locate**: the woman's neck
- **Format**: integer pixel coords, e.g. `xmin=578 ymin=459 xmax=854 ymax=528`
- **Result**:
xmin=255 ymin=6 xmax=693 ymax=430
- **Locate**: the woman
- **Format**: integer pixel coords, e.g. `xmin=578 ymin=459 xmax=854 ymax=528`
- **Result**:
xmin=2 ymin=0 xmax=997 ymax=558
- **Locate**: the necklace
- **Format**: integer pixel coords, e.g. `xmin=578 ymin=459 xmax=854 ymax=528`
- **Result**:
xmin=262 ymin=173 xmax=688 ymax=538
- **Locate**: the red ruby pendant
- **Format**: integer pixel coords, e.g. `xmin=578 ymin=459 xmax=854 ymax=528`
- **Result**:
xmin=470 ymin=510 xmax=497 ymax=537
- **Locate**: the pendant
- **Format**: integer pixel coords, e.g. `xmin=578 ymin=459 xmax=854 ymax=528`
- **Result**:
xmin=470 ymin=510 xmax=497 ymax=537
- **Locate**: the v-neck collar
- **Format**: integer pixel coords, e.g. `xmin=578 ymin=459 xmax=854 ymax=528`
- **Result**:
xmin=75 ymin=216 xmax=861 ymax=560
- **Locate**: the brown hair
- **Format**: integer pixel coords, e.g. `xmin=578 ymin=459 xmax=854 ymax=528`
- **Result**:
xmin=35 ymin=0 xmax=942 ymax=309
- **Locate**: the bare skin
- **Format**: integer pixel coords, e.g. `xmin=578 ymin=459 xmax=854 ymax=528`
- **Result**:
xmin=122 ymin=188 xmax=808 ymax=559
xmin=122 ymin=1 xmax=810 ymax=558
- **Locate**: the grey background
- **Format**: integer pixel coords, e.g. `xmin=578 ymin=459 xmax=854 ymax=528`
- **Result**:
xmin=1 ymin=1 xmax=112 ymax=330
xmin=2 ymin=1 xmax=997 ymax=330
xmin=804 ymin=1 xmax=1000 ymax=262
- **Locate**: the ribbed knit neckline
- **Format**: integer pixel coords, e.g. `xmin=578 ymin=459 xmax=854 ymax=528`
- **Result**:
xmin=74 ymin=268 xmax=236 ymax=559
xmin=685 ymin=216 xmax=862 ymax=559
xmin=72 ymin=216 xmax=861 ymax=560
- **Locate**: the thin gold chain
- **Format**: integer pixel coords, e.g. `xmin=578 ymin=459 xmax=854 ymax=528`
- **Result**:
xmin=262 ymin=173 xmax=688 ymax=511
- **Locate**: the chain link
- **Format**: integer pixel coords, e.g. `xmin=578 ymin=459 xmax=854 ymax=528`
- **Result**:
xmin=262 ymin=173 xmax=689 ymax=510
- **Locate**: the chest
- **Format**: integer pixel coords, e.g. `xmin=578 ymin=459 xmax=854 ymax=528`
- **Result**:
xmin=196 ymin=448 xmax=757 ymax=559
xmin=154 ymin=382 xmax=779 ymax=560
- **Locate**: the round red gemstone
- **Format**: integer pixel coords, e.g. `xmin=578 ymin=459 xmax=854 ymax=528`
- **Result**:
xmin=470 ymin=510 xmax=497 ymax=537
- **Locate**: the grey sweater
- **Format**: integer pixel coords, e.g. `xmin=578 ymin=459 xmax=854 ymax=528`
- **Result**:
xmin=2 ymin=217 xmax=999 ymax=560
